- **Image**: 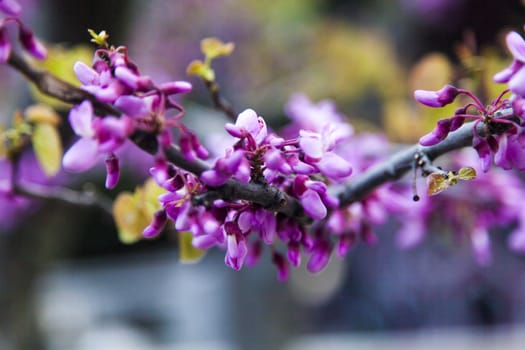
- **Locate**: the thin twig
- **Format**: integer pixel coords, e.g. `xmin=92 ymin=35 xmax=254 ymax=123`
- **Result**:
xmin=205 ymin=80 xmax=237 ymax=121
xmin=338 ymin=122 xmax=483 ymax=206
xmin=14 ymin=181 xmax=113 ymax=214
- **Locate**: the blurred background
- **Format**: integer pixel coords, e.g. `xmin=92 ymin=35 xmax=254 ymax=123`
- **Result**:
xmin=2 ymin=0 xmax=525 ymax=349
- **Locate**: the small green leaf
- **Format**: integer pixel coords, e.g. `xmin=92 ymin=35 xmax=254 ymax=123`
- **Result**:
xmin=88 ymin=29 xmax=109 ymax=47
xmin=32 ymin=123 xmax=63 ymax=176
xmin=458 ymin=166 xmax=476 ymax=180
xmin=201 ymin=37 xmax=235 ymax=60
xmin=178 ymin=231 xmax=206 ymax=264
xmin=186 ymin=59 xmax=215 ymax=81
xmin=113 ymin=192 xmax=150 ymax=244
xmin=427 ymin=173 xmax=449 ymax=196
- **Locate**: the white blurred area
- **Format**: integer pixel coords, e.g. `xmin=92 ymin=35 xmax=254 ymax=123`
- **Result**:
xmin=34 ymin=251 xmax=238 ymax=350
xmin=29 ymin=249 xmax=525 ymax=350
xmin=285 ymin=327 xmax=525 ymax=350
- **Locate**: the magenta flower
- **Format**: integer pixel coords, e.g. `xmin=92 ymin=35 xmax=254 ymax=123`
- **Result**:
xmin=200 ymin=148 xmax=250 ymax=186
xmin=494 ymin=131 xmax=525 ymax=170
xmin=0 ymin=0 xmax=21 ymax=16
xmin=225 ymin=108 xmax=268 ymax=148
xmin=298 ymin=124 xmax=352 ymax=179
xmin=284 ymin=93 xmax=350 ymax=135
xmin=494 ymin=31 xmax=525 ymax=97
xmin=74 ymin=61 xmax=125 ymax=103
xmin=414 ymin=84 xmax=459 ymax=107
xmin=18 ymin=23 xmax=46 ymax=60
xmin=63 ymin=100 xmax=133 ymax=179
xmin=0 ymin=26 xmax=9 ymax=62
xmin=224 ymin=221 xmax=248 ymax=270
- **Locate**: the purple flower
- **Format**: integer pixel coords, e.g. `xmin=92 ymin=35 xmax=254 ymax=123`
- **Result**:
xmin=63 ymin=100 xmax=133 ymax=174
xmin=0 ymin=0 xmax=22 ymax=16
xmin=494 ymin=31 xmax=525 ymax=97
xmin=307 ymin=239 xmax=332 ymax=273
xmin=414 ymin=84 xmax=459 ymax=107
xmin=419 ymin=118 xmax=453 ymax=146
xmin=74 ymin=61 xmax=124 ymax=103
xmin=298 ymin=124 xmax=353 ymax=179
xmin=18 ymin=23 xmax=46 ymax=60
xmin=293 ymin=175 xmax=339 ymax=220
xmin=224 ymin=221 xmax=248 ymax=270
xmin=143 ymin=210 xmax=168 ymax=238
xmin=237 ymin=208 xmax=276 ymax=244
xmin=0 ymin=26 xmax=10 ymax=63
xmin=284 ymin=93 xmax=350 ymax=135
xmin=225 ymin=109 xmax=267 ymax=148
xmin=104 ymin=154 xmax=120 ymax=189
xmin=272 ymin=252 xmax=289 ymax=282
xmin=494 ymin=131 xmax=525 ymax=170
xmin=200 ymin=149 xmax=250 ymax=186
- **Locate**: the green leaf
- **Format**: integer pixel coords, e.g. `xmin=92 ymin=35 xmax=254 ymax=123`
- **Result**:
xmin=32 ymin=123 xmax=63 ymax=176
xmin=178 ymin=231 xmax=206 ymax=264
xmin=458 ymin=166 xmax=476 ymax=180
xmin=88 ymin=29 xmax=109 ymax=47
xmin=186 ymin=59 xmax=215 ymax=81
xmin=201 ymin=37 xmax=235 ymax=60
xmin=113 ymin=192 xmax=150 ymax=244
xmin=427 ymin=173 xmax=449 ymax=196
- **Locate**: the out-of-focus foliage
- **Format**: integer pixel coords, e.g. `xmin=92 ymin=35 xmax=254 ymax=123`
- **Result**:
xmin=26 ymin=104 xmax=62 ymax=176
xmin=113 ymin=178 xmax=165 ymax=244
xmin=187 ymin=37 xmax=235 ymax=82
xmin=30 ymin=45 xmax=93 ymax=110
xmin=178 ymin=231 xmax=206 ymax=264
xmin=427 ymin=166 xmax=476 ymax=196
xmin=0 ymin=105 xmax=62 ymax=176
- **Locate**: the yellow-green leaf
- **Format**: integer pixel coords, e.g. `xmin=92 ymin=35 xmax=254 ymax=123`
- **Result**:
xmin=142 ymin=178 xmax=166 ymax=218
xmin=427 ymin=173 xmax=449 ymax=196
xmin=32 ymin=123 xmax=63 ymax=176
xmin=201 ymin=37 xmax=235 ymax=60
xmin=178 ymin=231 xmax=206 ymax=264
xmin=458 ymin=166 xmax=476 ymax=180
xmin=186 ymin=59 xmax=215 ymax=81
xmin=113 ymin=192 xmax=150 ymax=244
xmin=25 ymin=104 xmax=61 ymax=125
xmin=88 ymin=29 xmax=109 ymax=47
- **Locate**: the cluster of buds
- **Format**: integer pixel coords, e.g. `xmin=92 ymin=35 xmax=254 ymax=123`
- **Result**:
xmin=63 ymin=30 xmax=200 ymax=189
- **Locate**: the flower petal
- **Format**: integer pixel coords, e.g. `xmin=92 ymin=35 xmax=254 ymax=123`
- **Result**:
xmin=62 ymin=138 xmax=99 ymax=172
xmin=69 ymin=101 xmax=95 ymax=137
xmin=507 ymin=31 xmax=525 ymax=63
xmin=316 ymin=152 xmax=352 ymax=179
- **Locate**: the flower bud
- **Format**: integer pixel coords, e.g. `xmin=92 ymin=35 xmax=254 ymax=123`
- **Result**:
xmin=0 ymin=0 xmax=22 ymax=16
xmin=414 ymin=85 xmax=459 ymax=107
xmin=142 ymin=210 xmax=168 ymax=238
xmin=104 ymin=154 xmax=120 ymax=189
xmin=18 ymin=24 xmax=46 ymax=60
xmin=0 ymin=26 xmax=11 ymax=63
xmin=272 ymin=252 xmax=289 ymax=282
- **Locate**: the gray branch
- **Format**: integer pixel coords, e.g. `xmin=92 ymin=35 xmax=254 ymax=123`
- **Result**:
xmin=14 ymin=181 xmax=113 ymax=214
xmin=7 ymin=51 xmax=485 ymax=219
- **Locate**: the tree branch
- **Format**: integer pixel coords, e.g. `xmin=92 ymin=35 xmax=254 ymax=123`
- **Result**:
xmin=338 ymin=122 xmax=483 ymax=205
xmin=14 ymin=181 xmax=113 ymax=214
xmin=6 ymin=51 xmax=306 ymax=219
xmin=6 ymin=50 xmax=487 ymax=220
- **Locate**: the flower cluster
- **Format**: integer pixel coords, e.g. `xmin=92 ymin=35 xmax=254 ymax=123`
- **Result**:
xmin=141 ymin=93 xmax=442 ymax=280
xmin=0 ymin=0 xmax=46 ymax=62
xmin=414 ymin=27 xmax=525 ymax=173
xmin=63 ymin=36 xmax=200 ymax=188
